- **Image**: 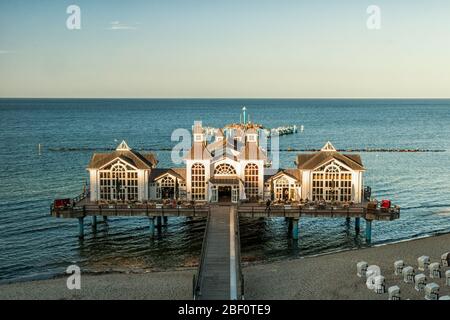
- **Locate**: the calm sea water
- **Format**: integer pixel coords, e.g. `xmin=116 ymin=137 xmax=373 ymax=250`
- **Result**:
xmin=1 ymin=99 xmax=450 ymax=283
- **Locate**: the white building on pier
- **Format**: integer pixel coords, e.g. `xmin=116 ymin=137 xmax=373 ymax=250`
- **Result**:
xmin=87 ymin=115 xmax=365 ymax=204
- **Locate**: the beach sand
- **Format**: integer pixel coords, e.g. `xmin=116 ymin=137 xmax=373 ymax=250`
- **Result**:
xmin=1 ymin=234 xmax=449 ymax=300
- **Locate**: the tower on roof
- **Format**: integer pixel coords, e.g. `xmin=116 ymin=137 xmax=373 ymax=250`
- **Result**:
xmin=116 ymin=140 xmax=131 ymax=151
xmin=321 ymin=141 xmax=336 ymax=152
xmin=246 ymin=127 xmax=258 ymax=143
xmin=193 ymin=121 xmax=205 ymax=143
xmin=241 ymin=106 xmax=247 ymax=124
xmin=215 ymin=128 xmax=225 ymax=142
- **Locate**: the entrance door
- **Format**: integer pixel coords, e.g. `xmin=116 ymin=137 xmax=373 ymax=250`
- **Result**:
xmin=218 ymin=186 xmax=232 ymax=202
xmin=161 ymin=187 xmax=175 ymax=199
xmin=211 ymin=188 xmax=218 ymax=202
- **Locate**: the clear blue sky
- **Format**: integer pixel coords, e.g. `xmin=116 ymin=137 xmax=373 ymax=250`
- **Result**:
xmin=0 ymin=0 xmax=449 ymax=98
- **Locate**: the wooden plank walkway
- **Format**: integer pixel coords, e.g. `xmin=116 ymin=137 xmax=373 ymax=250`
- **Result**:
xmin=197 ymin=205 xmax=233 ymax=300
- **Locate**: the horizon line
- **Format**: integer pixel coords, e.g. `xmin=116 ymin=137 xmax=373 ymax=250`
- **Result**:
xmin=1 ymin=97 xmax=450 ymax=100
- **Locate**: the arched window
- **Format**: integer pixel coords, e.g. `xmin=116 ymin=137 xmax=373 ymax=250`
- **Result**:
xmin=312 ymin=162 xmax=352 ymax=202
xmin=214 ymin=163 xmax=236 ymax=175
xmin=158 ymin=176 xmax=176 ymax=199
xmin=161 ymin=176 xmax=175 ymax=187
xmin=244 ymin=163 xmax=259 ymax=200
xmin=99 ymin=161 xmax=138 ymax=201
xmin=191 ymin=163 xmax=206 ymax=200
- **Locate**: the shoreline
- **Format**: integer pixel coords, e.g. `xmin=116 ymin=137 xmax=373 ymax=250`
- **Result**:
xmin=2 ymin=229 xmax=448 ymax=286
xmin=1 ymin=232 xmax=449 ymax=299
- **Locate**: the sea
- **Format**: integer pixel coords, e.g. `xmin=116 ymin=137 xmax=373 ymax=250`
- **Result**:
xmin=1 ymin=98 xmax=450 ymax=284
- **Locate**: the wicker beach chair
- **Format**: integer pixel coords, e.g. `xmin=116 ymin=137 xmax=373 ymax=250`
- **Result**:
xmin=414 ymin=273 xmax=427 ymax=291
xmin=374 ymin=275 xmax=386 ymax=294
xmin=388 ymin=286 xmax=401 ymax=300
xmin=357 ymin=261 xmax=368 ymax=277
xmin=394 ymin=260 xmax=404 ymax=276
xmin=402 ymin=266 xmax=415 ymax=283
xmin=445 ymin=270 xmax=450 ymax=287
xmin=366 ymin=265 xmax=381 ymax=290
xmin=441 ymin=252 xmax=450 ymax=267
xmin=429 ymin=262 xmax=441 ymax=279
xmin=424 ymin=283 xmax=439 ymax=300
xmin=418 ymin=256 xmax=430 ymax=271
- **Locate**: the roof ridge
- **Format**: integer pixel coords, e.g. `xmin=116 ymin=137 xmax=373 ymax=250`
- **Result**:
xmin=336 ymin=152 xmax=364 ymax=168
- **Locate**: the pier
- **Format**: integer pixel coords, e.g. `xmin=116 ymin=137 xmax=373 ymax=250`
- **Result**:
xmin=51 ymin=195 xmax=399 ymax=243
xmin=193 ymin=206 xmax=243 ymax=300
xmin=51 ymin=195 xmax=399 ymax=300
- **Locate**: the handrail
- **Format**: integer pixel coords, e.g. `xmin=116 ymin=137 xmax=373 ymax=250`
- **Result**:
xmin=193 ymin=208 xmax=211 ymax=300
xmin=236 ymin=204 xmax=400 ymax=215
xmin=234 ymin=207 xmax=244 ymax=300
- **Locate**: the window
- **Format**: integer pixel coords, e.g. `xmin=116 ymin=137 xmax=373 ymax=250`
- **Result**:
xmin=159 ymin=176 xmax=175 ymax=199
xmin=99 ymin=162 xmax=139 ymax=201
xmin=191 ymin=163 xmax=206 ymax=200
xmin=275 ymin=177 xmax=290 ymax=200
xmin=244 ymin=163 xmax=259 ymax=200
xmin=214 ymin=163 xmax=236 ymax=175
xmin=312 ymin=163 xmax=352 ymax=202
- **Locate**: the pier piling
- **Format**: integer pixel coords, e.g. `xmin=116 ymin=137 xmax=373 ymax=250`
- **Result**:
xmin=365 ymin=220 xmax=372 ymax=243
xmin=346 ymin=217 xmax=351 ymax=225
xmin=355 ymin=217 xmax=361 ymax=233
xmin=149 ymin=217 xmax=155 ymax=235
xmin=156 ymin=216 xmax=162 ymax=229
xmin=103 ymin=216 xmax=108 ymax=223
xmin=287 ymin=217 xmax=293 ymax=231
xmin=78 ymin=217 xmax=84 ymax=239
xmin=92 ymin=216 xmax=97 ymax=230
xmin=292 ymin=218 xmax=299 ymax=240
xmin=163 ymin=216 xmax=168 ymax=226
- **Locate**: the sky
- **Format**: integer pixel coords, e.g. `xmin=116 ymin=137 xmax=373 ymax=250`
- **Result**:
xmin=0 ymin=0 xmax=450 ymax=98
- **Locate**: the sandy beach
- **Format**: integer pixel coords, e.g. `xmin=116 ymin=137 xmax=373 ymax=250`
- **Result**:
xmin=1 ymin=233 xmax=449 ymax=300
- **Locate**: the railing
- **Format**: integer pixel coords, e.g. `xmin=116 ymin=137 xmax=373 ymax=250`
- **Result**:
xmin=73 ymin=191 xmax=89 ymax=204
xmin=52 ymin=201 xmax=211 ymax=218
xmin=234 ymin=207 xmax=244 ymax=300
xmin=193 ymin=210 xmax=212 ymax=300
xmin=237 ymin=203 xmax=400 ymax=221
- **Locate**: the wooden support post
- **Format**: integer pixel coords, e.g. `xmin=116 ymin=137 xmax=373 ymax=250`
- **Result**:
xmin=365 ymin=219 xmax=372 ymax=243
xmin=346 ymin=217 xmax=351 ymax=224
xmin=292 ymin=218 xmax=299 ymax=240
xmin=103 ymin=215 xmax=108 ymax=223
xmin=92 ymin=215 xmax=97 ymax=230
xmin=78 ymin=217 xmax=84 ymax=239
xmin=287 ymin=217 xmax=293 ymax=231
xmin=156 ymin=216 xmax=162 ymax=228
xmin=163 ymin=216 xmax=168 ymax=225
xmin=355 ymin=217 xmax=361 ymax=233
xmin=149 ymin=217 xmax=155 ymax=235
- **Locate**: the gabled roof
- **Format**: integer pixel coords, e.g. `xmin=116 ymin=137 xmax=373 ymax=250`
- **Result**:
xmin=87 ymin=141 xmax=157 ymax=170
xmin=264 ymin=168 xmax=302 ymax=183
xmin=149 ymin=168 xmax=186 ymax=182
xmin=296 ymin=149 xmax=364 ymax=171
xmin=321 ymin=141 xmax=336 ymax=151
xmin=116 ymin=140 xmax=131 ymax=151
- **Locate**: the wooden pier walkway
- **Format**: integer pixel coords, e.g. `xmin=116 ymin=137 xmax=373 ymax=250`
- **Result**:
xmin=194 ymin=205 xmax=243 ymax=300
